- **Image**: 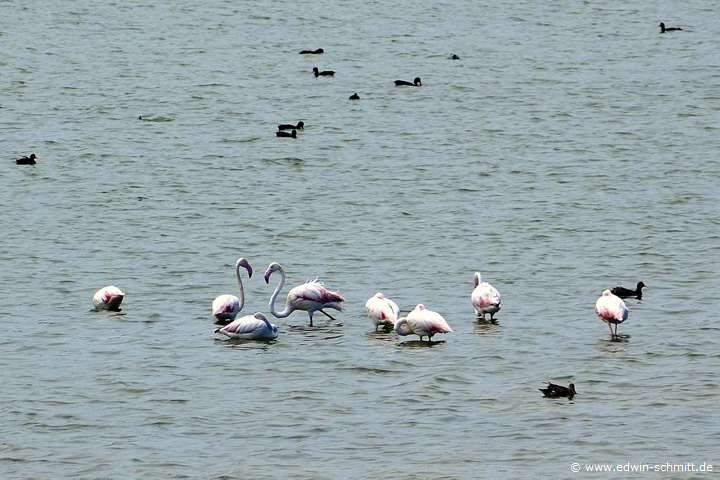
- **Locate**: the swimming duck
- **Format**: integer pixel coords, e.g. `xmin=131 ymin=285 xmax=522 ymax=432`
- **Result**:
xmin=394 ymin=77 xmax=421 ymax=87
xmin=349 ymin=92 xmax=360 ymax=100
xmin=276 ymin=129 xmax=297 ymax=138
xmin=611 ymin=281 xmax=646 ymax=300
xmin=539 ymin=382 xmax=576 ymax=399
xmin=16 ymin=153 xmax=37 ymax=165
xmin=299 ymin=48 xmax=324 ymax=54
xmin=278 ymin=121 xmax=304 ymax=130
xmin=449 ymin=54 xmax=460 ymax=60
xmin=313 ymin=67 xmax=334 ymax=77
xmin=659 ymin=22 xmax=683 ymax=33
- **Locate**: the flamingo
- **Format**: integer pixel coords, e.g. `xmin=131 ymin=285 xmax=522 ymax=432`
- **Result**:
xmin=471 ymin=272 xmax=501 ymax=320
xmin=214 ymin=312 xmax=278 ymax=341
xmin=263 ymin=262 xmax=344 ymax=327
xmin=92 ymin=285 xmax=125 ymax=311
xmin=365 ymin=292 xmax=399 ymax=331
xmin=211 ymin=257 xmax=253 ymax=324
xmin=595 ymin=289 xmax=629 ymax=338
xmin=395 ymin=304 xmax=452 ymax=342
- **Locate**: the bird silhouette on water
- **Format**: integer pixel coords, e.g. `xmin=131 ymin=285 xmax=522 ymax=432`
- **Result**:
xmin=16 ymin=153 xmax=37 ymax=165
xmin=539 ymin=382 xmax=576 ymax=399
xmin=611 ymin=281 xmax=645 ymax=300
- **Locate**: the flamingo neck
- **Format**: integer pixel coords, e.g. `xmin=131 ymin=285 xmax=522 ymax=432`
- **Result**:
xmin=269 ymin=268 xmax=293 ymax=318
xmin=235 ymin=263 xmax=246 ymax=311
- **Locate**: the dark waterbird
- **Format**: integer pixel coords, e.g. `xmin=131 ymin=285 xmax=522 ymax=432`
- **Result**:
xmin=299 ymin=48 xmax=324 ymax=54
xmin=611 ymin=281 xmax=645 ymax=300
xmin=349 ymin=92 xmax=360 ymax=100
xmin=278 ymin=121 xmax=304 ymax=131
xmin=16 ymin=153 xmax=37 ymax=165
xmin=313 ymin=67 xmax=334 ymax=77
xmin=394 ymin=77 xmax=422 ymax=87
xmin=276 ymin=129 xmax=297 ymax=138
xmin=539 ymin=382 xmax=576 ymax=399
xmin=659 ymin=22 xmax=683 ymax=33
xmin=449 ymin=54 xmax=460 ymax=60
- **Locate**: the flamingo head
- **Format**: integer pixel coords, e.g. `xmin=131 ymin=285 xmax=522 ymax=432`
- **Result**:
xmin=374 ymin=292 xmax=385 ymax=299
xmin=254 ymin=312 xmax=269 ymax=322
xmin=473 ymin=272 xmax=482 ymax=287
xmin=264 ymin=262 xmax=283 ymax=283
xmin=601 ymin=289 xmax=612 ymax=296
xmin=413 ymin=304 xmax=427 ymax=313
xmin=395 ymin=317 xmax=412 ymax=336
xmin=236 ymin=257 xmax=253 ymax=278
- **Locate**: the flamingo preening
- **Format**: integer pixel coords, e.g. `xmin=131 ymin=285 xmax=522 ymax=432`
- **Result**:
xmin=471 ymin=272 xmax=501 ymax=320
xmin=365 ymin=292 xmax=399 ymax=331
xmin=595 ymin=289 xmax=629 ymax=338
xmin=211 ymin=257 xmax=253 ymax=324
xmin=92 ymin=285 xmax=125 ymax=311
xmin=395 ymin=304 xmax=452 ymax=342
xmin=214 ymin=312 xmax=278 ymax=341
xmin=264 ymin=262 xmax=344 ymax=326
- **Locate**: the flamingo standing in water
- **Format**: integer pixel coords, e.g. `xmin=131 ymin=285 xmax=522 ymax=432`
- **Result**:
xmin=595 ymin=289 xmax=629 ymax=338
xmin=214 ymin=312 xmax=278 ymax=341
xmin=264 ymin=262 xmax=344 ymax=326
xmin=211 ymin=257 xmax=253 ymax=324
xmin=365 ymin=292 xmax=400 ymax=331
xmin=471 ymin=272 xmax=501 ymax=320
xmin=395 ymin=304 xmax=452 ymax=342
xmin=92 ymin=285 xmax=125 ymax=311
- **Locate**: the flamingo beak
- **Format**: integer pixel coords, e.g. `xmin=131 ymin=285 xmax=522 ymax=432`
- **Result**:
xmin=264 ymin=271 xmax=271 ymax=284
xmin=246 ymin=264 xmax=253 ymax=278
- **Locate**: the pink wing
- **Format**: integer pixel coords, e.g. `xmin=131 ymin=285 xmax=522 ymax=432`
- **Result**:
xmin=212 ymin=294 xmax=240 ymax=316
xmin=220 ymin=314 xmax=265 ymax=335
xmin=365 ymin=293 xmax=399 ymax=324
xmin=408 ymin=306 xmax=453 ymax=334
xmin=292 ymin=280 xmax=345 ymax=304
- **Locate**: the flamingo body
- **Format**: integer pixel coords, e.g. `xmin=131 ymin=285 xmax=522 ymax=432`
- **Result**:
xmin=264 ymin=262 xmax=344 ymax=326
xmin=93 ymin=285 xmax=125 ymax=311
xmin=212 ymin=257 xmax=252 ymax=323
xmin=595 ymin=289 xmax=629 ymax=337
xmin=471 ymin=272 xmax=501 ymax=320
xmin=215 ymin=312 xmax=278 ymax=341
xmin=395 ymin=304 xmax=452 ymax=341
xmin=365 ymin=292 xmax=399 ymax=330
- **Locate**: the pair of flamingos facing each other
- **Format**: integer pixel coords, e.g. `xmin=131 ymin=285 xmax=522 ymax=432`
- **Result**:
xmin=364 ymin=272 xmax=502 ymax=342
xmin=211 ymin=258 xmax=344 ymax=341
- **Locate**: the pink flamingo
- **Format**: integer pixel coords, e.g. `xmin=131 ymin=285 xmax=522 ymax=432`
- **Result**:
xmin=92 ymin=285 xmax=125 ymax=311
xmin=595 ymin=289 xmax=629 ymax=338
xmin=471 ymin=272 xmax=501 ymax=320
xmin=365 ymin=292 xmax=400 ymax=331
xmin=214 ymin=312 xmax=278 ymax=341
xmin=211 ymin=257 xmax=253 ymax=324
xmin=264 ymin=262 xmax=344 ymax=326
xmin=395 ymin=304 xmax=453 ymax=342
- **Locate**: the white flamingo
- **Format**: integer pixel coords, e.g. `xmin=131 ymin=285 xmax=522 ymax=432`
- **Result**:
xmin=395 ymin=304 xmax=453 ymax=342
xmin=471 ymin=272 xmax=501 ymax=320
xmin=211 ymin=257 xmax=252 ymax=324
xmin=264 ymin=262 xmax=344 ymax=326
xmin=92 ymin=285 xmax=125 ymax=311
xmin=365 ymin=292 xmax=399 ymax=331
xmin=595 ymin=289 xmax=629 ymax=338
xmin=214 ymin=312 xmax=278 ymax=341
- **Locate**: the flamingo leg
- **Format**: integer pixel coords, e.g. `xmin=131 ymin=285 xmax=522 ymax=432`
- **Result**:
xmin=308 ymin=311 xmax=314 ymax=327
xmin=319 ymin=309 xmax=336 ymax=321
xmin=607 ymin=321 xmax=614 ymax=338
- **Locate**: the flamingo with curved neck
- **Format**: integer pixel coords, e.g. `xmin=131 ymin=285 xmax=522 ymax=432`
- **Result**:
xmin=264 ymin=261 xmax=344 ymax=326
xmin=212 ymin=257 xmax=253 ymax=324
